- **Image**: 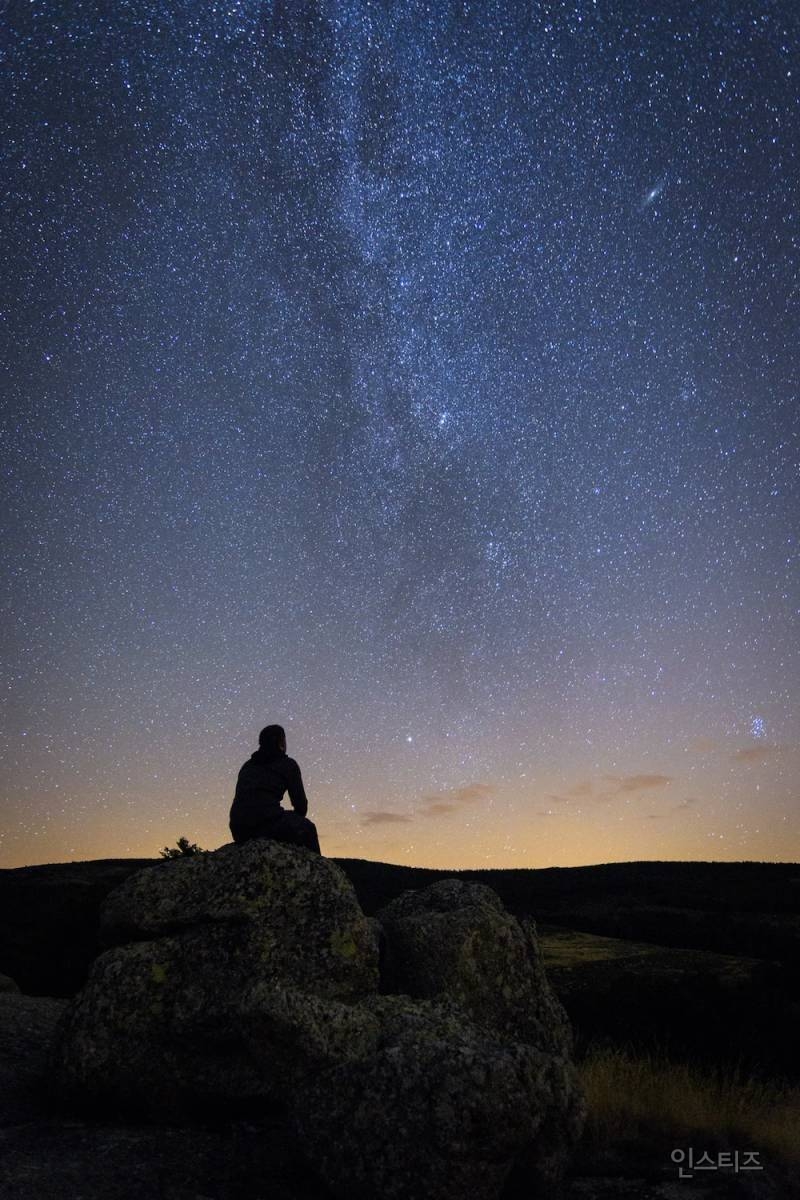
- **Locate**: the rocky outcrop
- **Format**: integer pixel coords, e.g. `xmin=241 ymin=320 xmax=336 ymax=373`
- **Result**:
xmin=50 ymin=841 xmax=584 ymax=1199
xmin=51 ymin=840 xmax=379 ymax=1115
xmin=376 ymin=878 xmax=574 ymax=1057
xmin=293 ymin=994 xmax=582 ymax=1200
xmin=373 ymin=881 xmax=584 ymax=1196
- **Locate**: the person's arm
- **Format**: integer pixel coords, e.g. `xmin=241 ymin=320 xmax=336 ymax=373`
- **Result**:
xmin=286 ymin=758 xmax=309 ymax=817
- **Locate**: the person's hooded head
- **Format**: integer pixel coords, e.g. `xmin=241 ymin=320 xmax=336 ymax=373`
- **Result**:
xmin=258 ymin=724 xmax=286 ymax=759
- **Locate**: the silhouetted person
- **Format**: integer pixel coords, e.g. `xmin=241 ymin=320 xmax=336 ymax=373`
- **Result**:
xmin=229 ymin=724 xmax=321 ymax=854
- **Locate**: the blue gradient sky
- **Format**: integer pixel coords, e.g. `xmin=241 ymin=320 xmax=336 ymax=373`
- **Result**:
xmin=2 ymin=1 xmax=798 ymax=868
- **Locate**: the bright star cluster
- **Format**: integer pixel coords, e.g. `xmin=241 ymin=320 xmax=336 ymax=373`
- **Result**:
xmin=1 ymin=2 xmax=798 ymax=869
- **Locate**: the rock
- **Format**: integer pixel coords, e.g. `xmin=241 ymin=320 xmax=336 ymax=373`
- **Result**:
xmin=372 ymin=881 xmax=586 ymax=1196
xmin=0 ymin=973 xmax=20 ymax=993
xmin=238 ymin=983 xmax=384 ymax=1094
xmin=376 ymin=878 xmax=574 ymax=1058
xmin=51 ymin=840 xmax=380 ymax=1117
xmin=0 ymin=966 xmax=329 ymax=1199
xmin=0 ymin=993 xmax=68 ymax=1124
xmin=292 ymin=994 xmax=583 ymax=1200
xmin=49 ymin=854 xmax=585 ymax=1199
xmin=100 ymin=842 xmax=379 ymax=1002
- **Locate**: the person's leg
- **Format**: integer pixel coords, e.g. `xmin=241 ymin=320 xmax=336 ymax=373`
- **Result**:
xmin=302 ymin=818 xmax=321 ymax=854
xmin=270 ymin=810 xmax=321 ymax=854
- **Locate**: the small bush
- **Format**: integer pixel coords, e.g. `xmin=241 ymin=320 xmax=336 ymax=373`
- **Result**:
xmin=159 ymin=836 xmax=206 ymax=859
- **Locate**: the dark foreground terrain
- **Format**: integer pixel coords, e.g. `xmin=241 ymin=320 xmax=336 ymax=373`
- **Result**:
xmin=1 ymin=856 xmax=797 ymax=1076
xmin=0 ymin=854 xmax=798 ymax=1198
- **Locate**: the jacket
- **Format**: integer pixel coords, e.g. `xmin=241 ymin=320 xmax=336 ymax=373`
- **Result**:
xmin=229 ymin=749 xmax=309 ymax=838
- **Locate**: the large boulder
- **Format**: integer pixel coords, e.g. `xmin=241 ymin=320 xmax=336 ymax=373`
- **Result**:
xmin=99 ymin=841 xmax=378 ymax=1001
xmin=51 ymin=840 xmax=380 ymax=1115
xmin=49 ymin=850 xmax=584 ymax=1199
xmin=292 ymin=994 xmax=583 ymax=1200
xmin=376 ymin=878 xmax=573 ymax=1057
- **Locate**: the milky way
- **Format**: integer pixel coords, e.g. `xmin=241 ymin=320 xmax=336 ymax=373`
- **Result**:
xmin=2 ymin=1 xmax=798 ymax=869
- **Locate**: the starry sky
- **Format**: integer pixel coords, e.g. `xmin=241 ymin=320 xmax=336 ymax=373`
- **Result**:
xmin=2 ymin=1 xmax=798 ymax=870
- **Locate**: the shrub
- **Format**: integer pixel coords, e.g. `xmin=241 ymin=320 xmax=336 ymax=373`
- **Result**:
xmin=159 ymin=836 xmax=206 ymax=859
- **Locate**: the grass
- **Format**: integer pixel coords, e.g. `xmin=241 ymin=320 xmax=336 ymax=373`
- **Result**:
xmin=540 ymin=925 xmax=760 ymax=980
xmin=577 ymin=1041 xmax=800 ymax=1168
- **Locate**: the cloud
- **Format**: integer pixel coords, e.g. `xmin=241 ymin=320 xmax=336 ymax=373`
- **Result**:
xmin=546 ymin=782 xmax=592 ymax=804
xmin=362 ymin=811 xmax=413 ymax=826
xmin=590 ymin=774 xmax=674 ymax=803
xmin=617 ymin=773 xmax=672 ymax=793
xmin=429 ymin=783 xmax=494 ymax=805
xmin=552 ymin=773 xmax=673 ymax=807
xmin=419 ymin=782 xmax=495 ymax=817
xmin=644 ymin=796 xmax=700 ymax=820
xmin=732 ymin=744 xmax=787 ymax=764
xmin=569 ymin=780 xmax=594 ymax=796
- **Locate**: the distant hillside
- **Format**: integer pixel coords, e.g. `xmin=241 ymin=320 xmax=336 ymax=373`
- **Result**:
xmin=0 ymin=858 xmax=154 ymax=996
xmin=337 ymin=856 xmax=800 ymax=915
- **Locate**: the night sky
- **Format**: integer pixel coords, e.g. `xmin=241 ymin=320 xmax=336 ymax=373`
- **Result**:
xmin=2 ymin=1 xmax=798 ymax=870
